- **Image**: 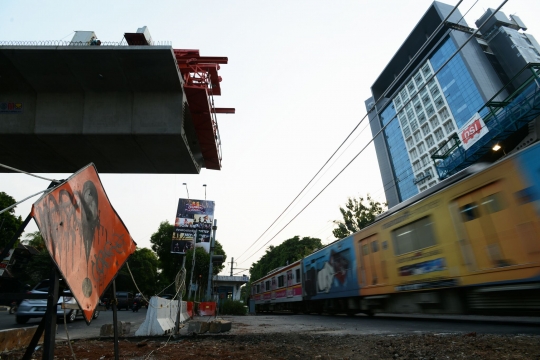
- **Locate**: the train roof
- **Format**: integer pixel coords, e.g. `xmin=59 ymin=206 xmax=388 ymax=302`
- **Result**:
xmin=252 ymin=260 xmax=302 ymax=283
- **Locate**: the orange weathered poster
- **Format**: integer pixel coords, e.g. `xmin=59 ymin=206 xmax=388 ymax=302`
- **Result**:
xmin=32 ymin=163 xmax=136 ymax=323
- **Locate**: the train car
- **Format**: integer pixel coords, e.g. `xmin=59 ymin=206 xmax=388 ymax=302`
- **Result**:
xmin=296 ymin=141 xmax=540 ymax=316
xmin=251 ymin=260 xmax=303 ymax=313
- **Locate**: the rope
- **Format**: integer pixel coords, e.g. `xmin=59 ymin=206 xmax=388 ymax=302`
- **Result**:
xmin=0 ymin=163 xmax=61 ymax=183
xmin=0 ymin=188 xmax=52 ymax=215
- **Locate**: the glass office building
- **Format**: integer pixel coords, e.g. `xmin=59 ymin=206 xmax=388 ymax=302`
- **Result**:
xmin=366 ymin=1 xmax=540 ymax=207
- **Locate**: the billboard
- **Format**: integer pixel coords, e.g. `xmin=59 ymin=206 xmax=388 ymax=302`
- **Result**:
xmin=171 ymin=198 xmax=214 ymax=254
xmin=32 ymin=163 xmax=136 ymax=324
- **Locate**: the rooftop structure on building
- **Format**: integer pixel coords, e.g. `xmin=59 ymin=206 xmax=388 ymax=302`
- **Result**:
xmin=365 ymin=1 xmax=540 ymax=208
xmin=0 ymin=27 xmax=234 ymax=174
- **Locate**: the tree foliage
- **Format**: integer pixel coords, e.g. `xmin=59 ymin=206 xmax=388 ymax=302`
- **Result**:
xmin=332 ymin=194 xmax=386 ymax=239
xmin=0 ymin=192 xmax=23 ymax=249
xmin=149 ymin=220 xmax=226 ymax=299
xmin=21 ymin=231 xmax=53 ymax=284
xmin=116 ymin=247 xmax=160 ymax=296
xmin=249 ymin=236 xmax=322 ymax=282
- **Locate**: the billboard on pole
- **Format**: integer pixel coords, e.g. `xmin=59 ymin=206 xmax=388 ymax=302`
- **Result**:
xmin=171 ymin=199 xmax=214 ymax=254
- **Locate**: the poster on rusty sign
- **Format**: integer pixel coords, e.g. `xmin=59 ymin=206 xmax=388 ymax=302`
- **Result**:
xmin=32 ymin=163 xmax=136 ymax=324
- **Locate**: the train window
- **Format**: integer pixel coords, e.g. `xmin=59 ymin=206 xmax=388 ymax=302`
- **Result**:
xmin=382 ymin=241 xmax=388 ymax=250
xmin=278 ymin=275 xmax=284 ymax=288
xmin=460 ymin=203 xmax=480 ymax=221
xmin=371 ymin=241 xmax=379 ymax=252
xmin=256 ymin=284 xmax=260 ymax=293
xmin=295 ymin=269 xmax=301 ymax=283
xmin=481 ymin=193 xmax=505 ymax=213
xmin=362 ymin=244 xmax=370 ymax=255
xmin=265 ymin=281 xmax=270 ymax=291
xmin=391 ymin=216 xmax=437 ymax=256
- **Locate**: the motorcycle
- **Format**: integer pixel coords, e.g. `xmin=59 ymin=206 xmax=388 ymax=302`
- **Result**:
xmin=132 ymin=299 xmax=141 ymax=312
xmin=9 ymin=301 xmax=17 ymax=315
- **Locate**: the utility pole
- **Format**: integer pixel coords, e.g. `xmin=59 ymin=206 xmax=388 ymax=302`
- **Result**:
xmin=205 ymin=219 xmax=217 ymax=301
xmin=230 ymin=257 xmax=234 ymax=276
xmin=187 ymin=230 xmax=197 ymax=299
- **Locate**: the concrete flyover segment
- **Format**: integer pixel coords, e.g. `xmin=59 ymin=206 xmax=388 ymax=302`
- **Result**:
xmin=0 ymin=41 xmax=233 ymax=174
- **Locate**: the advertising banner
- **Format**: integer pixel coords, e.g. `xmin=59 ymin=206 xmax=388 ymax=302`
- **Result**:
xmin=32 ymin=163 xmax=136 ymax=324
xmin=171 ymin=198 xmax=214 ymax=254
xmin=459 ymin=112 xmax=489 ymax=150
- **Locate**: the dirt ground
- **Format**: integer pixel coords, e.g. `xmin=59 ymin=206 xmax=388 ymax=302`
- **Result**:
xmin=2 ymin=330 xmax=540 ymax=359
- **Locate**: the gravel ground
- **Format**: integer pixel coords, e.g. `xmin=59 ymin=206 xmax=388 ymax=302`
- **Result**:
xmin=2 ymin=315 xmax=540 ymax=359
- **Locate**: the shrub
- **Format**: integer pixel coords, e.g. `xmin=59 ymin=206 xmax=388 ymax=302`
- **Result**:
xmin=219 ymin=299 xmax=247 ymax=315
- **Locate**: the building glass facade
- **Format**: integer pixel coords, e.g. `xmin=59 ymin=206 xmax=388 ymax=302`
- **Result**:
xmin=429 ymin=37 xmax=485 ymax=129
xmin=379 ymin=103 xmax=418 ymax=201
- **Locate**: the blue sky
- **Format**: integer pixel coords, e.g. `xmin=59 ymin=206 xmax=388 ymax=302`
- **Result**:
xmin=2 ymin=0 xmax=539 ymax=274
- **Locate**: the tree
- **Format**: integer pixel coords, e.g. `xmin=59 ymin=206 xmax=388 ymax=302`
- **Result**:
xmin=116 ymin=247 xmax=159 ymax=296
xmin=21 ymin=231 xmax=53 ymax=284
xmin=249 ymin=236 xmax=322 ymax=282
xmin=149 ymin=220 xmax=226 ymax=298
xmin=332 ymin=194 xmax=386 ymax=239
xmin=0 ymin=192 xmax=23 ymax=249
xmin=184 ymin=241 xmax=226 ymax=300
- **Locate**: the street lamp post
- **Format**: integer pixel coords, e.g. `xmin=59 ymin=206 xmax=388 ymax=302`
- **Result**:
xmin=182 ymin=183 xmax=189 ymax=199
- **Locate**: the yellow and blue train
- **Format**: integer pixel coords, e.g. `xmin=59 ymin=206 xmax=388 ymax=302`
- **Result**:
xmin=252 ymin=142 xmax=540 ymax=315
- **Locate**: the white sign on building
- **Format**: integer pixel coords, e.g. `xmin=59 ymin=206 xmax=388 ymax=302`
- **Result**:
xmin=459 ymin=112 xmax=489 ymax=150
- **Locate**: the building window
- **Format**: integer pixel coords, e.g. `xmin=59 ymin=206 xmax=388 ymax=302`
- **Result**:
xmin=410 ymin=119 xmax=419 ymax=132
xmin=421 ymin=155 xmax=429 ymax=166
xmin=413 ymin=96 xmax=422 ymax=113
xmin=413 ymin=131 xmax=421 ymax=143
xmin=426 ymin=135 xmax=435 ymax=147
xmin=439 ymin=107 xmax=450 ymax=120
xmin=422 ymin=64 xmax=432 ymax=77
xmin=403 ymin=126 xmax=411 ymax=138
xmin=434 ymin=95 xmax=444 ymax=110
xmin=398 ymin=112 xmax=407 ymax=127
xmin=406 ymin=137 xmax=414 ymax=149
xmin=434 ymin=128 xmax=444 ymax=141
xmin=421 ymin=123 xmax=430 ymax=136
xmin=394 ymin=96 xmax=402 ymax=109
xmin=407 ymin=81 xmax=416 ymax=94
xmin=430 ymin=85 xmax=440 ymax=98
xmin=443 ymin=121 xmax=455 ymax=134
xmin=414 ymin=73 xmax=424 ymax=87
xmin=418 ymin=112 xmax=427 ymax=124
xmin=425 ymin=104 xmax=435 ymax=118
xmin=400 ymin=88 xmax=409 ymax=101
xmin=413 ymin=161 xmax=421 ymax=171
xmin=418 ymin=142 xmax=426 ymax=154
xmin=392 ymin=216 xmax=437 ymax=256
xmin=430 ymin=115 xmax=440 ymax=128
xmin=410 ymin=148 xmax=418 ymax=159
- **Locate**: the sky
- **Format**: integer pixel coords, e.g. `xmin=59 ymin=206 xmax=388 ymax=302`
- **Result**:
xmin=2 ymin=0 xmax=540 ymax=276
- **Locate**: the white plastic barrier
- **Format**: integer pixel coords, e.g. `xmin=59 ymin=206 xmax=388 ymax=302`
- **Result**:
xmin=135 ymin=296 xmax=191 ymax=336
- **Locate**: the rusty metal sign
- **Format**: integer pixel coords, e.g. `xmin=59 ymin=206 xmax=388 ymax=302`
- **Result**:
xmin=32 ymin=163 xmax=136 ymax=323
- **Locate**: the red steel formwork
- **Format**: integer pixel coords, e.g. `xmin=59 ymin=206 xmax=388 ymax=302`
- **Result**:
xmin=174 ymin=49 xmax=235 ymax=170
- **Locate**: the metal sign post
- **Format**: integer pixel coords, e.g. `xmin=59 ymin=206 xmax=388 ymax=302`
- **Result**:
xmin=205 ymin=219 xmax=217 ymax=301
xmin=174 ymin=255 xmax=186 ymax=336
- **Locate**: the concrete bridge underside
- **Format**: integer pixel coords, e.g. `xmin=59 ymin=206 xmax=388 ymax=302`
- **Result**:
xmin=0 ymin=46 xmax=207 ymax=174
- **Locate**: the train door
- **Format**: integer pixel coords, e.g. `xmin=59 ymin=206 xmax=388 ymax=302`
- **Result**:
xmin=358 ymin=234 xmax=384 ymax=287
xmin=286 ymin=270 xmax=294 ymax=297
xmin=451 ymin=181 xmax=521 ymax=270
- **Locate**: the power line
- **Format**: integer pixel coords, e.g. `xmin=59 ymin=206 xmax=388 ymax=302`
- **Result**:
xmin=235 ymin=0 xmax=465 ymax=263
xmin=237 ymin=0 xmax=508 ymax=266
